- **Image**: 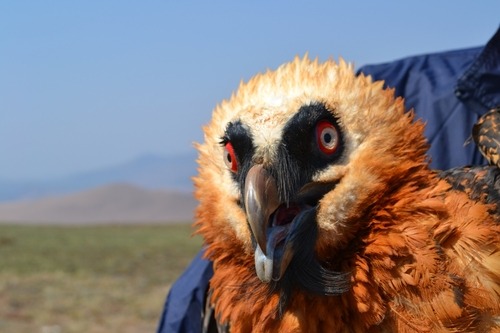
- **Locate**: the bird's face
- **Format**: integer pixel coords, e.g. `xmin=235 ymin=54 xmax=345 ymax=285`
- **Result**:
xmin=195 ymin=57 xmax=427 ymax=292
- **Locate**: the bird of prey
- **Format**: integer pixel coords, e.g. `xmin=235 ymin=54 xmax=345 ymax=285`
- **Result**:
xmin=194 ymin=56 xmax=500 ymax=332
xmin=471 ymin=106 xmax=500 ymax=168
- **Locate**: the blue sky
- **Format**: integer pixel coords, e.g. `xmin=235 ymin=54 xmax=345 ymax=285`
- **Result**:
xmin=1 ymin=1 xmax=499 ymax=181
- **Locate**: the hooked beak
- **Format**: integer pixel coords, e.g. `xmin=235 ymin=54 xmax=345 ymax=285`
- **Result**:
xmin=244 ymin=165 xmax=333 ymax=283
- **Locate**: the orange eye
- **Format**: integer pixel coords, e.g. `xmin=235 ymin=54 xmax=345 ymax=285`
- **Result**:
xmin=316 ymin=120 xmax=339 ymax=155
xmin=223 ymin=142 xmax=238 ymax=173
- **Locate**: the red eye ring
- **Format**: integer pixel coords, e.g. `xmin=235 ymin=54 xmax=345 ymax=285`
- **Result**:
xmin=316 ymin=120 xmax=339 ymax=155
xmin=223 ymin=142 xmax=238 ymax=173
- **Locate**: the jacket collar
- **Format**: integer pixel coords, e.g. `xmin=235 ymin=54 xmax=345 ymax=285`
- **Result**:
xmin=455 ymin=26 xmax=500 ymax=111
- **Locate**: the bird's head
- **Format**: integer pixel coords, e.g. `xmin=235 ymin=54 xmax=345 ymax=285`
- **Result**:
xmin=195 ymin=56 xmax=428 ymax=295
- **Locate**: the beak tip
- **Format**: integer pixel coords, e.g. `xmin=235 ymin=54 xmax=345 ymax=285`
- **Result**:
xmin=254 ymin=245 xmax=273 ymax=283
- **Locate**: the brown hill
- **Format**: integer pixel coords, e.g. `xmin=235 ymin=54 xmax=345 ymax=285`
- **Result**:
xmin=0 ymin=183 xmax=197 ymax=224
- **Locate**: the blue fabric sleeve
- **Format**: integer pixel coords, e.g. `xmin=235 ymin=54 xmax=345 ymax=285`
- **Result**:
xmin=157 ymin=251 xmax=213 ymax=333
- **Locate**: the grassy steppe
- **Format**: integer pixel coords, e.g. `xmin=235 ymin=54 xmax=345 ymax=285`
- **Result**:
xmin=0 ymin=223 xmax=202 ymax=333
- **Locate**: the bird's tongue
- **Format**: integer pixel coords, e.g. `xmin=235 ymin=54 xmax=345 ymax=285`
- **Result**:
xmin=255 ymin=204 xmax=302 ymax=282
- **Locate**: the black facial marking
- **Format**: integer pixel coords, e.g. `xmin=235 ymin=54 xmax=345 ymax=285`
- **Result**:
xmin=222 ymin=103 xmax=343 ymax=203
xmin=220 ymin=121 xmax=255 ymax=188
xmin=273 ymin=102 xmax=344 ymax=203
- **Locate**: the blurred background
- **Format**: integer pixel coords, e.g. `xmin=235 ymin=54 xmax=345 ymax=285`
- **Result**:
xmin=0 ymin=1 xmax=498 ymax=332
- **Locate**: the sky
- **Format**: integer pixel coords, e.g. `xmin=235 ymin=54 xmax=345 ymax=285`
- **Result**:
xmin=1 ymin=1 xmax=499 ymax=181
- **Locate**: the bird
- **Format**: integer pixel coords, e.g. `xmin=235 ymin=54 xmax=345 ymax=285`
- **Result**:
xmin=471 ymin=106 xmax=500 ymax=168
xmin=194 ymin=56 xmax=500 ymax=332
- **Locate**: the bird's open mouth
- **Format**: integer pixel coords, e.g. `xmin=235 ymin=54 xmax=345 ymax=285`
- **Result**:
xmin=267 ymin=203 xmax=312 ymax=250
xmin=272 ymin=203 xmax=304 ymax=226
xmin=258 ymin=203 xmax=315 ymax=281
xmin=245 ymin=165 xmax=335 ymax=283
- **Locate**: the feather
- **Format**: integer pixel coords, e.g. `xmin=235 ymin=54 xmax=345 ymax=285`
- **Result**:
xmin=470 ymin=107 xmax=500 ymax=168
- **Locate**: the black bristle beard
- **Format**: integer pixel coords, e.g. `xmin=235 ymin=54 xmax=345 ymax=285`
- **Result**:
xmin=267 ymin=210 xmax=351 ymax=317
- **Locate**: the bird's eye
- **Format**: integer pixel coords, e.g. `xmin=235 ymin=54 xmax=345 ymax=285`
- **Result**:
xmin=316 ymin=120 xmax=339 ymax=155
xmin=223 ymin=142 xmax=238 ymax=173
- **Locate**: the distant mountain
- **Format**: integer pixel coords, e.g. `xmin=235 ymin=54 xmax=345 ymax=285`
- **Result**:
xmin=0 ymin=183 xmax=197 ymax=224
xmin=0 ymin=152 xmax=198 ymax=202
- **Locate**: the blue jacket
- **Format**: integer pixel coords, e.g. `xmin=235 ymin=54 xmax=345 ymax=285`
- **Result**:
xmin=157 ymin=26 xmax=500 ymax=333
